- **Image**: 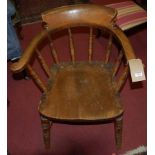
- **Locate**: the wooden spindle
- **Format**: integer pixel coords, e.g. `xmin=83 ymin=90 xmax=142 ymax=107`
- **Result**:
xmin=105 ymin=33 xmax=112 ymax=64
xmin=68 ymin=28 xmax=75 ymax=63
xmin=116 ymin=65 xmax=129 ymax=92
xmin=36 ymin=48 xmax=51 ymax=77
xmin=27 ymin=64 xmax=47 ymax=92
xmin=112 ymin=51 xmax=123 ymax=77
xmin=45 ymin=29 xmax=59 ymax=64
xmin=89 ymin=27 xmax=93 ymax=62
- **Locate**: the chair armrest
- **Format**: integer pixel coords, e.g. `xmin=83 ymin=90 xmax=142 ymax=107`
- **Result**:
xmin=10 ymin=30 xmax=47 ymax=73
xmin=111 ymin=26 xmax=145 ymax=82
xmin=111 ymin=26 xmax=136 ymax=60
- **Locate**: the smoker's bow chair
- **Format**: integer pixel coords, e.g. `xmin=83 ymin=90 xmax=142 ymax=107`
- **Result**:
xmin=10 ymin=4 xmax=145 ymax=150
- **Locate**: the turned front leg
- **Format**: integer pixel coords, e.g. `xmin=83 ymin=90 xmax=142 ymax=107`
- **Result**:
xmin=114 ymin=116 xmax=123 ymax=149
xmin=40 ymin=116 xmax=52 ymax=149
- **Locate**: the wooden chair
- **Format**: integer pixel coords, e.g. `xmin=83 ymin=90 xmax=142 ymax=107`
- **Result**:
xmin=10 ymin=4 xmax=145 ymax=150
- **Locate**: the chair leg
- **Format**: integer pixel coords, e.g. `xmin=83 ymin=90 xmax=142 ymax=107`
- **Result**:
xmin=114 ymin=116 xmax=123 ymax=149
xmin=40 ymin=115 xmax=52 ymax=149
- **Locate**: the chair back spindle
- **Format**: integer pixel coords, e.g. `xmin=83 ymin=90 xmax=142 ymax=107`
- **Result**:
xmin=68 ymin=28 xmax=75 ymax=63
xmin=88 ymin=27 xmax=93 ymax=62
xmin=105 ymin=33 xmax=112 ymax=64
xmin=36 ymin=48 xmax=51 ymax=77
xmin=112 ymin=50 xmax=123 ymax=77
xmin=45 ymin=28 xmax=59 ymax=64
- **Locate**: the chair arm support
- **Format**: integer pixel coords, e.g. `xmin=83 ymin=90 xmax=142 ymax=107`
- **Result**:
xmin=110 ymin=26 xmax=145 ymax=82
xmin=10 ymin=30 xmax=47 ymax=73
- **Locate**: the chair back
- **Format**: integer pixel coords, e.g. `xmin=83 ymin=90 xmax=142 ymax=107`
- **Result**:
xmin=11 ymin=4 xmax=138 ymax=93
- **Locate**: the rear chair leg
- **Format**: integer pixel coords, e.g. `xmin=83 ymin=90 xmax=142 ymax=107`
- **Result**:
xmin=40 ymin=115 xmax=52 ymax=149
xmin=114 ymin=116 xmax=123 ymax=149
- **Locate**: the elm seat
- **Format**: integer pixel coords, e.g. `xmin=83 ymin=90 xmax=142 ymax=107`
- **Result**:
xmin=10 ymin=4 xmax=145 ymax=150
xmin=106 ymin=1 xmax=147 ymax=31
xmin=39 ymin=62 xmax=123 ymax=121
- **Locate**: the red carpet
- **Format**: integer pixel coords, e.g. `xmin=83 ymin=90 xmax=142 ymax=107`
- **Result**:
xmin=8 ymin=14 xmax=146 ymax=155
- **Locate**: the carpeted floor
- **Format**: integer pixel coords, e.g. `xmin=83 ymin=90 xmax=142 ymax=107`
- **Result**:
xmin=7 ymin=9 xmax=147 ymax=155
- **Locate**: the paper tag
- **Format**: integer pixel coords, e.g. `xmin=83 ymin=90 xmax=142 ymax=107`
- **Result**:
xmin=135 ymin=72 xmax=143 ymax=77
xmin=128 ymin=59 xmax=146 ymax=82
